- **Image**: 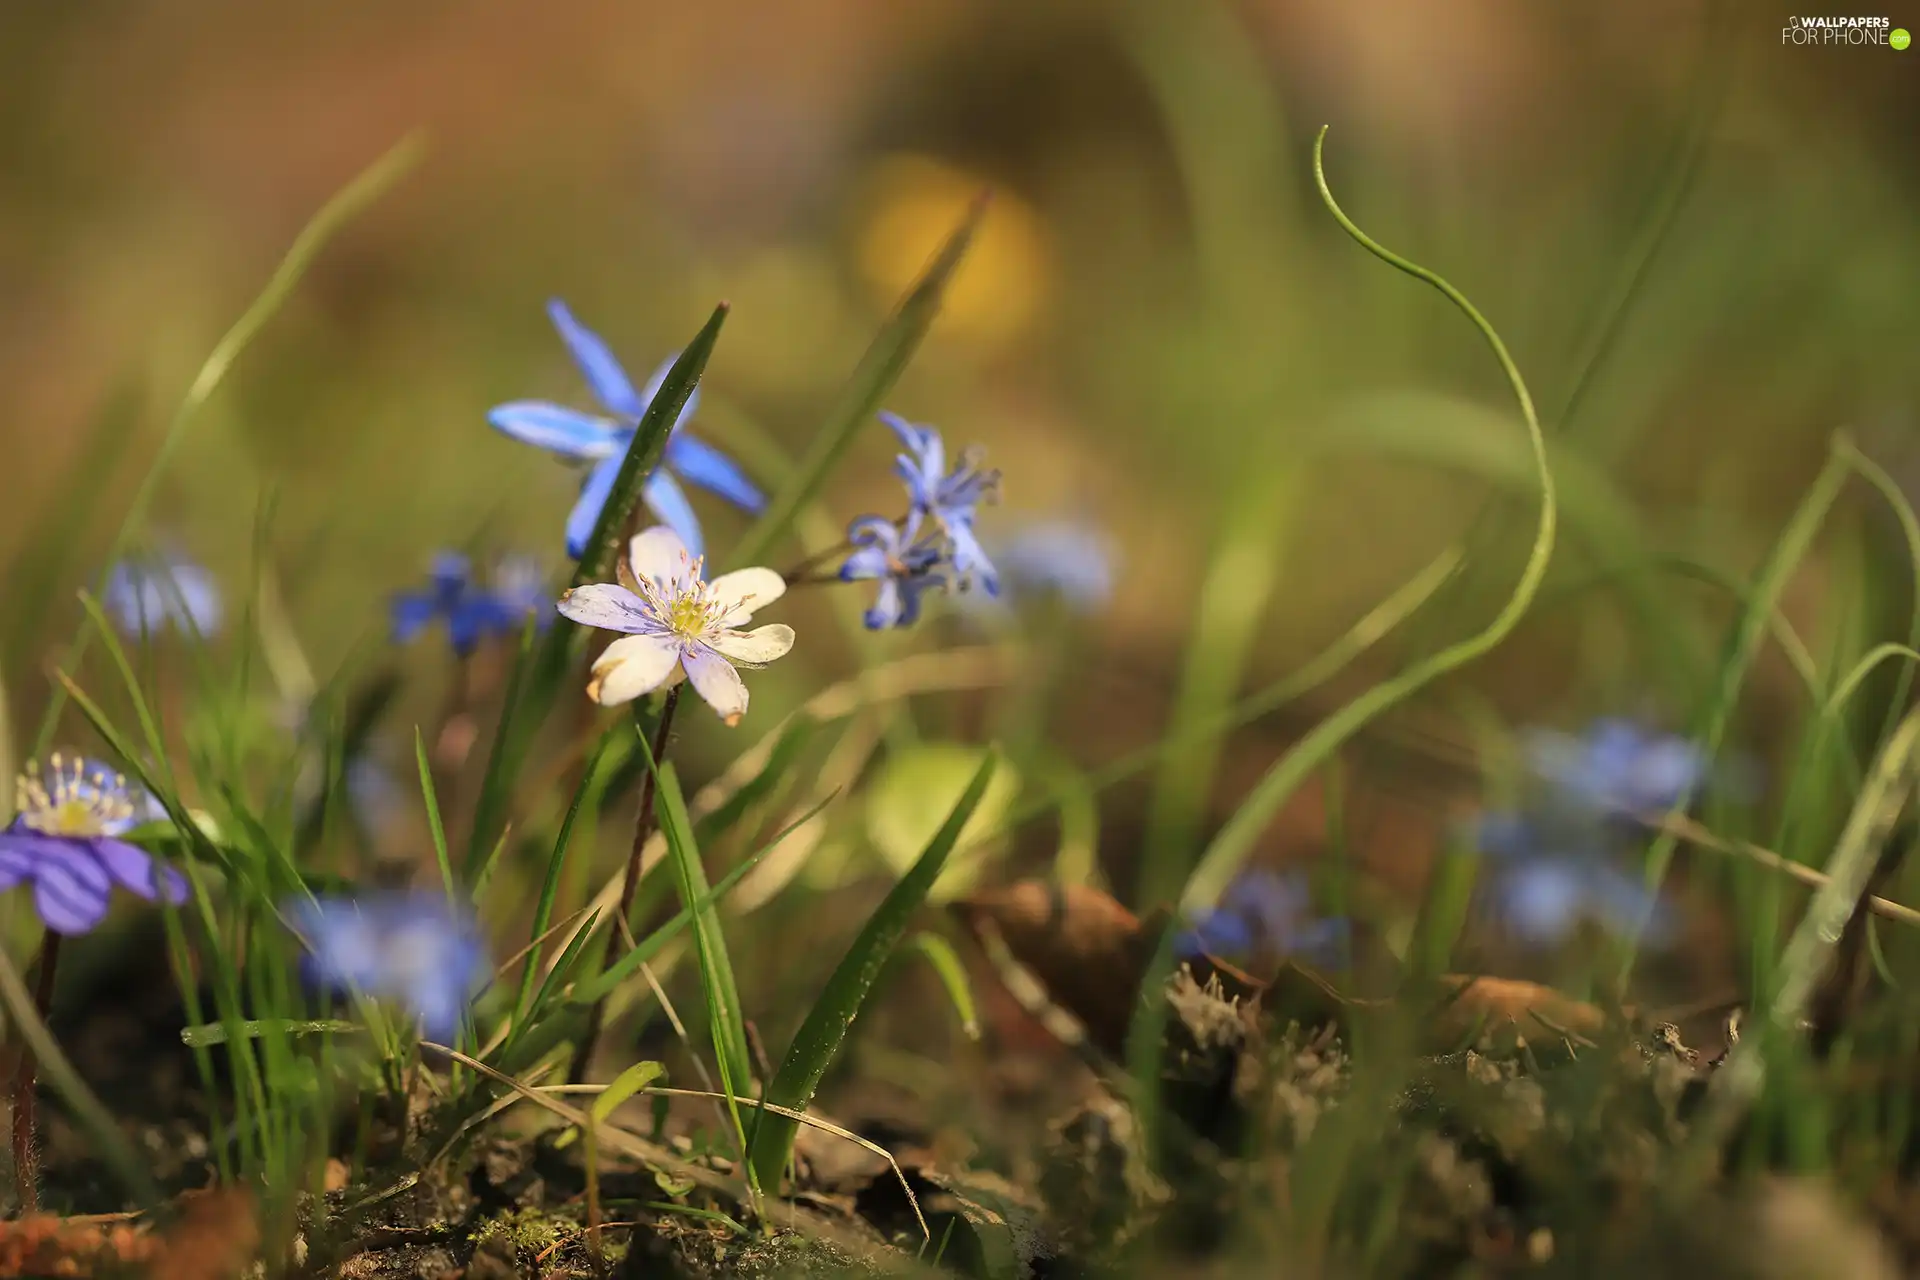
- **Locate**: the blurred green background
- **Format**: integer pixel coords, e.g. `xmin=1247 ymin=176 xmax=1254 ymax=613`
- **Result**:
xmin=2 ymin=0 xmax=1918 ymax=898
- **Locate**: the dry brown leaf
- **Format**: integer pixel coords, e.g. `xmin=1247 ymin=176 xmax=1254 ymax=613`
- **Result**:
xmin=955 ymin=880 xmax=1614 ymax=1058
xmin=147 ymin=1188 xmax=260 ymax=1280
xmin=0 ymin=1214 xmax=158 ymax=1276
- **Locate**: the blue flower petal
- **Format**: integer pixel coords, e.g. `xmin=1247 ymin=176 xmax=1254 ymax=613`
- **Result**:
xmin=89 ymin=837 xmax=187 ymax=903
xmin=487 ymin=401 xmax=625 ymax=461
xmin=566 ymin=456 xmax=625 ymax=560
xmin=390 ymin=591 xmax=439 ymax=645
xmin=27 ymin=844 xmax=113 ymax=936
xmin=666 ymin=431 xmax=765 ymax=512
xmin=446 ymin=596 xmax=505 ymax=656
xmin=1494 ymin=859 xmax=1588 ymax=944
xmin=641 ymin=469 xmax=705 ymax=562
xmin=840 ymin=544 xmax=894 ymax=582
xmin=548 ymin=299 xmax=645 ymax=418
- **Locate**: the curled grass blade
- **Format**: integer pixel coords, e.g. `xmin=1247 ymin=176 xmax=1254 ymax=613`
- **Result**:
xmin=32 ymin=135 xmax=425 ymax=758
xmin=1180 ymin=126 xmax=1557 ymax=912
xmin=747 ymin=749 xmax=1000 ymax=1190
xmin=727 ymin=196 xmax=986 ymax=570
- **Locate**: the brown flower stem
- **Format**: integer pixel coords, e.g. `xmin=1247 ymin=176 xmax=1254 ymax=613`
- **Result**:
xmin=569 ymin=687 xmax=681 ymax=1085
xmin=10 ymin=932 xmax=62 ymax=1213
xmin=776 ymin=538 xmax=854 ymax=583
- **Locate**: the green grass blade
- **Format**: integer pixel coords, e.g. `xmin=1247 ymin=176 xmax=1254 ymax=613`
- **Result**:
xmin=692 ymin=716 xmax=818 ymax=848
xmin=513 ymin=725 xmax=621 ymax=1023
xmin=1688 ymin=705 xmax=1920 ymax=1162
xmin=591 ymin=1060 xmax=666 ymax=1125
xmin=32 ymin=135 xmax=425 ymax=759
xmin=565 ymin=793 xmax=835 ymax=1010
xmin=905 ymin=931 xmax=981 ymax=1041
xmin=1137 ymin=475 xmax=1298 ymax=909
xmin=465 ymin=305 xmax=729 ymax=874
xmin=1839 ymin=440 xmax=1920 ymax=756
xmin=726 ymin=197 xmax=986 ymax=570
xmin=181 ymin=1019 xmax=361 ymax=1048
xmin=1614 ymin=439 xmax=1851 ymax=983
xmin=414 ymin=726 xmax=456 ymax=900
xmin=647 ymin=746 xmax=754 ymax=1120
xmin=1179 ymin=127 xmax=1557 ymax=913
xmin=746 ymin=749 xmax=999 ymax=1190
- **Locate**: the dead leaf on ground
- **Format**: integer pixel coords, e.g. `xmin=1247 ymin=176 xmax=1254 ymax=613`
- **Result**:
xmin=954 ymin=880 xmax=1614 ymax=1058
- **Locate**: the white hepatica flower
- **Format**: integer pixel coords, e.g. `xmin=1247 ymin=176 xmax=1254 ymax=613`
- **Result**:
xmin=556 ymin=526 xmax=795 ymax=725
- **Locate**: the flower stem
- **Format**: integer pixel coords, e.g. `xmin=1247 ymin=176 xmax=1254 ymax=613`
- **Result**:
xmin=569 ymin=686 xmax=682 ymax=1085
xmin=10 ymin=932 xmax=61 ymax=1213
xmin=776 ymin=538 xmax=854 ymax=583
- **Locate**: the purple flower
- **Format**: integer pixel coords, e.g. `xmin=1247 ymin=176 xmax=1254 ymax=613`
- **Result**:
xmin=488 ymin=300 xmax=763 ymax=561
xmin=103 ymin=551 xmax=222 ymax=638
xmin=838 ymin=513 xmax=947 ymax=630
xmin=288 ymin=890 xmax=489 ymax=1042
xmin=0 ymin=754 xmax=188 ymax=935
xmin=1174 ymin=869 xmax=1347 ymax=966
xmin=391 ymin=552 xmax=554 ymax=656
xmin=880 ymin=412 xmax=1000 ymax=594
xmin=1473 ymin=811 xmax=1674 ymax=946
xmin=991 ymin=519 xmax=1115 ymax=610
xmin=1521 ymin=719 xmax=1706 ymax=819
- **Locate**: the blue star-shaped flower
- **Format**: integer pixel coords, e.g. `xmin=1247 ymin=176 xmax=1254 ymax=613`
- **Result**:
xmin=390 ymin=553 xmax=554 ymax=657
xmin=880 ymin=412 xmax=1000 ymax=593
xmin=1521 ymin=718 xmax=1705 ymax=819
xmin=992 ymin=519 xmax=1115 ymax=610
xmin=102 ymin=551 xmax=223 ymax=638
xmin=1473 ymin=811 xmax=1674 ymax=947
xmin=489 ymin=300 xmax=764 ymax=560
xmin=1173 ymin=869 xmax=1347 ymax=967
xmin=288 ymin=890 xmax=488 ymax=1043
xmin=839 ymin=513 xmax=948 ymax=630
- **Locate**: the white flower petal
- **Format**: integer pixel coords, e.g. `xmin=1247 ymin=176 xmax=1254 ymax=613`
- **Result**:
xmin=629 ymin=526 xmax=693 ymax=588
xmin=556 ymin=583 xmax=655 ymax=633
xmin=708 ymin=623 xmax=795 ymax=666
xmin=708 ymin=567 xmax=786 ymax=625
xmin=587 ymin=634 xmax=681 ymax=705
xmin=683 ymin=646 xmax=749 ymax=725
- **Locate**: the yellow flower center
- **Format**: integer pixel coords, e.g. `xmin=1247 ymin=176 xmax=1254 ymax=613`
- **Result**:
xmin=15 ymin=753 xmax=135 ymax=838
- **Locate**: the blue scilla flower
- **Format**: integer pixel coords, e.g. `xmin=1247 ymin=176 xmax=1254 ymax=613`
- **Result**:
xmin=1173 ymin=868 xmax=1347 ymax=966
xmin=1521 ymin=718 xmax=1706 ymax=819
xmin=390 ymin=553 xmax=554 ymax=657
xmin=992 ymin=519 xmax=1114 ymax=611
xmin=489 ymin=300 xmax=764 ymax=561
xmin=1473 ymin=811 xmax=1674 ymax=947
xmin=0 ymin=754 xmax=187 ymax=935
xmin=288 ymin=890 xmax=489 ymax=1042
xmin=839 ymin=513 xmax=948 ymax=630
xmin=881 ymin=412 xmax=1000 ymax=593
xmin=102 ymin=551 xmax=222 ymax=637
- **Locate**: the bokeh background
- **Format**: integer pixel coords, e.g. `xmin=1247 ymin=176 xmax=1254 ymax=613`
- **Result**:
xmin=3 ymin=0 xmax=1919 ymax=1003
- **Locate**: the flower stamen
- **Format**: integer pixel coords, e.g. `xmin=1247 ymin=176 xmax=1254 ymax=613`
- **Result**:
xmin=15 ymin=754 xmax=136 ymax=838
